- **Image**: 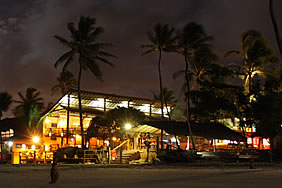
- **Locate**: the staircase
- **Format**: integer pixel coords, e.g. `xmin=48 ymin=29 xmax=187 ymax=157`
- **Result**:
xmin=112 ymin=150 xmax=141 ymax=164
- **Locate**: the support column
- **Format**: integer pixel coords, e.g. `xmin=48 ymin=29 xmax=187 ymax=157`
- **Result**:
xmin=66 ymin=94 xmax=70 ymax=145
xmin=161 ymin=129 xmax=164 ymax=150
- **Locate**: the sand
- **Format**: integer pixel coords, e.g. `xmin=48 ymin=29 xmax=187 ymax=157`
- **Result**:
xmin=0 ymin=163 xmax=282 ymax=188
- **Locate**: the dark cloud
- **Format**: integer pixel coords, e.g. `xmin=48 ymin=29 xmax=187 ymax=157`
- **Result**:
xmin=0 ymin=0 xmax=281 ymax=117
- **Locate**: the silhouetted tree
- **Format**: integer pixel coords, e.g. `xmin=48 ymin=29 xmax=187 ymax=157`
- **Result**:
xmin=142 ymin=24 xmax=177 ymax=119
xmin=54 ymin=16 xmax=116 ymax=148
xmin=13 ymin=88 xmax=44 ymax=129
xmin=225 ymin=30 xmax=278 ymax=94
xmin=0 ymin=92 xmax=12 ymax=120
xmin=51 ymin=71 xmax=77 ymax=96
xmin=176 ymin=22 xmax=214 ymax=151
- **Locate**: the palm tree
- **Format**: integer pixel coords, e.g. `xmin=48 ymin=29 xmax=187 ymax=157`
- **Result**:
xmin=13 ymin=88 xmax=44 ymax=129
xmin=225 ymin=30 xmax=278 ymax=94
xmin=173 ymin=47 xmax=218 ymax=91
xmin=141 ymin=24 xmax=177 ymax=120
xmin=51 ymin=71 xmax=77 ymax=96
xmin=269 ymin=0 xmax=282 ymax=57
xmin=176 ymin=22 xmax=214 ymax=151
xmin=54 ymin=16 xmax=116 ymax=149
xmin=0 ymin=92 xmax=12 ymax=120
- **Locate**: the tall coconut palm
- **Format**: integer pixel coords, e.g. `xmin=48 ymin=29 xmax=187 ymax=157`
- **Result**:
xmin=54 ymin=16 xmax=116 ymax=149
xmin=177 ymin=22 xmax=214 ymax=151
xmin=141 ymin=24 xmax=177 ymax=120
xmin=269 ymin=0 xmax=282 ymax=57
xmin=13 ymin=88 xmax=44 ymax=129
xmin=0 ymin=92 xmax=12 ymax=120
xmin=51 ymin=71 xmax=77 ymax=96
xmin=225 ymin=30 xmax=278 ymax=94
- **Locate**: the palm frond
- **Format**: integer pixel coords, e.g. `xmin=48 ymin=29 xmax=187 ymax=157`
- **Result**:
xmin=62 ymin=55 xmax=74 ymax=72
xmin=54 ymin=50 xmax=74 ymax=68
xmin=54 ymin=35 xmax=72 ymax=47
xmin=95 ymin=56 xmax=114 ymax=67
xmin=89 ymin=27 xmax=104 ymax=42
xmin=141 ymin=49 xmax=156 ymax=56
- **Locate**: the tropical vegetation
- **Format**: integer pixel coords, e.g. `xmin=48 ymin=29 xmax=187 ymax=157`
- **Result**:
xmin=54 ymin=16 xmax=116 ymax=148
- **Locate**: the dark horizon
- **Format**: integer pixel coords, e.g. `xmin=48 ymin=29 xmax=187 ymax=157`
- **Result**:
xmin=0 ymin=0 xmax=281 ymax=118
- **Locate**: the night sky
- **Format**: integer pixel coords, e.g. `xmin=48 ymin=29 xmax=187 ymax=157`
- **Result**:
xmin=0 ymin=0 xmax=281 ymax=117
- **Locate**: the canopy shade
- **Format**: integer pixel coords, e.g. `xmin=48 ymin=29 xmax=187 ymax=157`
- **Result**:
xmin=131 ymin=121 xmax=244 ymax=141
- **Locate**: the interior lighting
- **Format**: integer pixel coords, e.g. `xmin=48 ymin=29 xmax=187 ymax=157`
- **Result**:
xmin=45 ymin=118 xmax=50 ymax=123
xmin=31 ymin=145 xmax=36 ymax=150
xmin=125 ymin=123 xmax=132 ymax=130
xmin=112 ymin=137 xmax=117 ymax=141
xmin=33 ymin=136 xmax=40 ymax=143
xmin=8 ymin=141 xmax=13 ymax=147
xmin=22 ymin=144 xmax=26 ymax=150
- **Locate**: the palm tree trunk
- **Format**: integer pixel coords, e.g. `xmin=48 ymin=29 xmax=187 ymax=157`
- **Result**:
xmin=269 ymin=0 xmax=282 ymax=57
xmin=184 ymin=52 xmax=196 ymax=152
xmin=77 ymin=64 xmax=85 ymax=149
xmin=158 ymin=49 xmax=165 ymax=150
xmin=158 ymin=49 xmax=164 ymax=119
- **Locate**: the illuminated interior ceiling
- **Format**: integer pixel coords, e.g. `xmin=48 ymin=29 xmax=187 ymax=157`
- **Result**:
xmin=129 ymin=125 xmax=163 ymax=135
xmin=45 ymin=89 xmax=175 ymax=117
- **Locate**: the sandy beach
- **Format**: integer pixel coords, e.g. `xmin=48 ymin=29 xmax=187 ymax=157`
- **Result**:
xmin=1 ymin=163 xmax=282 ymax=188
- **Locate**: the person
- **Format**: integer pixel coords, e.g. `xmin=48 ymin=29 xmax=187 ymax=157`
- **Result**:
xmin=49 ymin=152 xmax=59 ymax=184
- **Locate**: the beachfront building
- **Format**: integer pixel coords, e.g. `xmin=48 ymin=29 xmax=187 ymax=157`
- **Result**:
xmin=41 ymin=89 xmax=173 ymax=151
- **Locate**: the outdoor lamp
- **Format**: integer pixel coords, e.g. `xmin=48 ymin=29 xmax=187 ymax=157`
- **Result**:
xmin=125 ymin=123 xmax=132 ymax=130
xmin=32 ymin=136 xmax=40 ymax=143
xmin=8 ymin=141 xmax=13 ymax=147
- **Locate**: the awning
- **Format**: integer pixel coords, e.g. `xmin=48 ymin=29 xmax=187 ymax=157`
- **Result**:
xmin=130 ymin=121 xmax=244 ymax=141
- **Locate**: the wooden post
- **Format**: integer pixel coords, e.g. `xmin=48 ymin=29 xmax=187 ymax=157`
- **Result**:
xmin=67 ymin=93 xmax=70 ymax=145
xmin=149 ymin=104 xmax=152 ymax=117
xmin=161 ymin=129 xmax=164 ymax=149
xmin=44 ymin=151 xmax=47 ymax=164
xmin=0 ymin=135 xmax=2 ymax=162
xmin=104 ymin=98 xmax=107 ymax=111
xmin=156 ymin=136 xmax=159 ymax=151
xmin=34 ymin=151 xmax=36 ymax=164
xmin=19 ymin=152 xmax=21 ymax=164
xmin=120 ymin=147 xmax=123 ymax=164
xmin=108 ymin=146 xmax=111 ymax=164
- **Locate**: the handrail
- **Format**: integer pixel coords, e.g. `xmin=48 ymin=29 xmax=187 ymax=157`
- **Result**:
xmin=112 ymin=139 xmax=129 ymax=151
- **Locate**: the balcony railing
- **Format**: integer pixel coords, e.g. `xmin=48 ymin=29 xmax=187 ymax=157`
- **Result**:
xmin=45 ymin=128 xmax=87 ymax=137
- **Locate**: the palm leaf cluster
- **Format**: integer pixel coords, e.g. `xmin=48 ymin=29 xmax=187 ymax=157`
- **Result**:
xmin=54 ymin=16 xmax=116 ymax=80
xmin=13 ymin=88 xmax=44 ymax=128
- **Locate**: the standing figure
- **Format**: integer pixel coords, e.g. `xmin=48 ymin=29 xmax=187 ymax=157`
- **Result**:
xmin=49 ymin=152 xmax=59 ymax=184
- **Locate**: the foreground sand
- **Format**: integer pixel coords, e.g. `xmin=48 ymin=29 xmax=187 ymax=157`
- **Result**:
xmin=1 ymin=163 xmax=282 ymax=188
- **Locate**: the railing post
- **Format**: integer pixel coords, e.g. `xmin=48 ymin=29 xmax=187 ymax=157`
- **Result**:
xmin=19 ymin=152 xmax=21 ymax=164
xmin=120 ymin=147 xmax=123 ymax=164
xmin=34 ymin=151 xmax=36 ymax=164
xmin=108 ymin=146 xmax=111 ymax=164
xmin=156 ymin=136 xmax=159 ymax=151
